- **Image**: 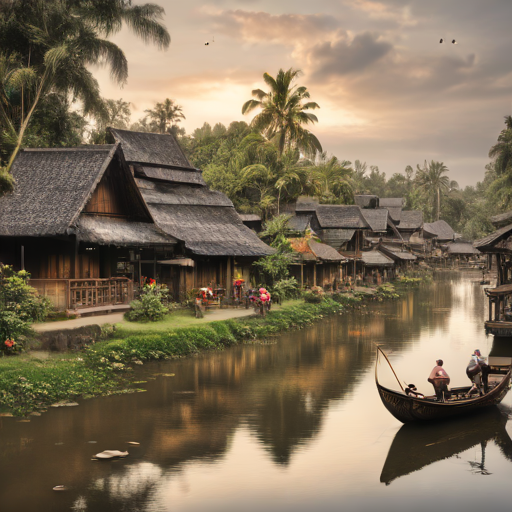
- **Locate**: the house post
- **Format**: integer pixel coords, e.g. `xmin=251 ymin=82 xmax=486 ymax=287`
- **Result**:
xmin=313 ymin=263 xmax=317 ymax=287
xmin=300 ymin=262 xmax=304 ymax=289
xmin=226 ymin=257 xmax=232 ymax=297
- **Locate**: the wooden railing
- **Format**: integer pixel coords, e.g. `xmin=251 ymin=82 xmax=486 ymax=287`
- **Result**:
xmin=69 ymin=278 xmax=133 ymax=309
xmin=30 ymin=278 xmax=133 ymax=310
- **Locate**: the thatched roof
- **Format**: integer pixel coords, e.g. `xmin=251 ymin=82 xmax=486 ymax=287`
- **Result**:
xmin=491 ymin=210 xmax=512 ymax=228
xmin=287 ymin=214 xmax=312 ymax=232
xmin=316 ymin=205 xmax=369 ymax=229
xmin=423 ymin=220 xmax=455 ymax=241
xmin=0 ymin=146 xmax=115 ymax=237
xmin=320 ymin=229 xmax=356 ymax=249
xmin=398 ymin=210 xmax=423 ymax=231
xmin=309 ymin=240 xmax=346 ymax=262
xmin=361 ymin=250 xmax=394 ymax=267
xmin=361 ymin=209 xmax=388 ymax=232
xmin=110 ymin=128 xmax=195 ymax=170
xmin=474 ymin=224 xmax=512 ymax=253
xmin=295 ymin=197 xmax=319 ymax=212
xmin=137 ymin=180 xmax=273 ymax=257
xmin=446 ymin=242 xmax=480 ymax=255
xmin=135 ymin=166 xmax=206 ymax=186
xmin=380 ymin=198 xmax=404 ymax=222
xmin=77 ymin=215 xmax=175 ymax=246
xmin=380 ymin=245 xmax=417 ymax=261
xmin=354 ymin=195 xmax=379 ymax=208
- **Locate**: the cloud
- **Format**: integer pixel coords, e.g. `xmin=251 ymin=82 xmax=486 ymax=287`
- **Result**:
xmin=199 ymin=8 xmax=339 ymax=45
xmin=308 ymin=32 xmax=393 ymax=78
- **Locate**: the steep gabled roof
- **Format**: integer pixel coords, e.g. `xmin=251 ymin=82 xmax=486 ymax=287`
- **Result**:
xmin=380 ymin=245 xmax=417 ymax=261
xmin=446 ymin=242 xmax=480 ymax=255
xmin=474 ymin=223 xmax=512 ymax=252
xmin=354 ymin=195 xmax=379 ymax=208
xmin=320 ymin=229 xmax=356 ymax=249
xmin=135 ymin=166 xmax=206 ymax=186
xmin=295 ymin=196 xmax=319 ymax=212
xmin=361 ymin=250 xmax=394 ymax=267
xmin=316 ymin=205 xmax=369 ymax=229
xmin=287 ymin=214 xmax=312 ymax=232
xmin=136 ymin=179 xmax=273 ymax=257
xmin=398 ymin=210 xmax=423 ymax=231
xmin=361 ymin=208 xmax=388 ymax=232
xmin=110 ymin=128 xmax=195 ymax=170
xmin=380 ymin=198 xmax=404 ymax=222
xmin=491 ymin=210 xmax=512 ymax=228
xmin=423 ymin=220 xmax=455 ymax=241
xmin=0 ymin=146 xmax=115 ymax=237
xmin=309 ymin=239 xmax=346 ymax=262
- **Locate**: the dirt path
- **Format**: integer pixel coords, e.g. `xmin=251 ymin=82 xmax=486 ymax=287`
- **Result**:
xmin=33 ymin=307 xmax=256 ymax=332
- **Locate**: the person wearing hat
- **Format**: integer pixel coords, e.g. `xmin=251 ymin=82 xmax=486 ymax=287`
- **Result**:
xmin=428 ymin=359 xmax=451 ymax=401
xmin=466 ymin=349 xmax=489 ymax=395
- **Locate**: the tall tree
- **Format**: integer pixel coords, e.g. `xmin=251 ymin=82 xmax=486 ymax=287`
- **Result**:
xmin=144 ymin=98 xmax=185 ymax=134
xmin=415 ymin=160 xmax=452 ymax=221
xmin=308 ymin=153 xmax=353 ymax=204
xmin=0 ymin=0 xmax=170 ymax=174
xmin=242 ymin=68 xmax=322 ymax=156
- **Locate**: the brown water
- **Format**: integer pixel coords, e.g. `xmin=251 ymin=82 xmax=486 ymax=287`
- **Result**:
xmin=2 ymin=272 xmax=512 ymax=512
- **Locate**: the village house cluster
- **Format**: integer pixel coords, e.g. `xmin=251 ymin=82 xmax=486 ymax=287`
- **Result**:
xmin=0 ymin=129 xmax=481 ymax=314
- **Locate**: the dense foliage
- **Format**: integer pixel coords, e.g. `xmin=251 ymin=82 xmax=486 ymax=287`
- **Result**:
xmin=0 ymin=265 xmax=51 ymax=350
xmin=125 ymin=281 xmax=170 ymax=322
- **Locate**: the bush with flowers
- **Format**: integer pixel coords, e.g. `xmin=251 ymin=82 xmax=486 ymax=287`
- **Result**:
xmin=303 ymin=286 xmax=325 ymax=304
xmin=0 ymin=264 xmax=51 ymax=354
xmin=125 ymin=279 xmax=170 ymax=322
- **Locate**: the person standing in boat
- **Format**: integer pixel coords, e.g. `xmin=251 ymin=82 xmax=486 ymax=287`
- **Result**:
xmin=466 ymin=349 xmax=489 ymax=395
xmin=428 ymin=359 xmax=451 ymax=401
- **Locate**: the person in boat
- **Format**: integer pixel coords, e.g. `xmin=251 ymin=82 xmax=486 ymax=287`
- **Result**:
xmin=405 ymin=383 xmax=425 ymax=399
xmin=428 ymin=359 xmax=451 ymax=401
xmin=466 ymin=349 xmax=490 ymax=395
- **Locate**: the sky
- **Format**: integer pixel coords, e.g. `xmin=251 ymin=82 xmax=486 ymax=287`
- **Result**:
xmin=93 ymin=0 xmax=512 ymax=188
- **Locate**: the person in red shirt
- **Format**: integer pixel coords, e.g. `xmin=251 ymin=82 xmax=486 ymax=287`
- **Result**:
xmin=428 ymin=359 xmax=451 ymax=401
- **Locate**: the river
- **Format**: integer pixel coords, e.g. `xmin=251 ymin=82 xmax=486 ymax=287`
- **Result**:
xmin=1 ymin=271 xmax=512 ymax=512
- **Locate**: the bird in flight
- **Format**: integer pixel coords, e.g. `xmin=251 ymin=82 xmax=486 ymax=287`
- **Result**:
xmin=205 ymin=36 xmax=215 ymax=46
xmin=440 ymin=38 xmax=458 ymax=44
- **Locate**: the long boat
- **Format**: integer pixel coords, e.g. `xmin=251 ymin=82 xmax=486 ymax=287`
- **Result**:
xmin=375 ymin=346 xmax=512 ymax=423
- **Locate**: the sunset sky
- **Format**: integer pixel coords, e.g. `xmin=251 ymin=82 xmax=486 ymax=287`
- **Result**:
xmin=94 ymin=0 xmax=512 ymax=188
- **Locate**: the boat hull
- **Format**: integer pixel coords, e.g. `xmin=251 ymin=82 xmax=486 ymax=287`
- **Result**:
xmin=377 ymin=370 xmax=512 ymax=423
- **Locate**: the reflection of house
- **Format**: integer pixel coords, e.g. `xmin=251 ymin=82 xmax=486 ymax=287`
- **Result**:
xmin=0 ymin=130 xmax=273 ymax=310
xmin=289 ymin=237 xmax=347 ymax=289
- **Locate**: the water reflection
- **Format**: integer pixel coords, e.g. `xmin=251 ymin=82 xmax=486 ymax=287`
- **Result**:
xmin=0 ymin=272 xmax=508 ymax=512
xmin=380 ymin=407 xmax=512 ymax=485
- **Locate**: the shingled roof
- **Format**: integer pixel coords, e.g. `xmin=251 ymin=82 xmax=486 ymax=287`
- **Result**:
xmin=309 ymin=239 xmax=346 ymax=262
xmin=110 ymin=128 xmax=195 ymax=170
xmin=423 ymin=220 xmax=455 ymax=241
xmin=474 ymin=224 xmax=512 ymax=252
xmin=379 ymin=198 xmax=404 ymax=222
xmin=136 ymin=179 xmax=273 ymax=257
xmin=287 ymin=214 xmax=312 ymax=232
xmin=354 ymin=195 xmax=379 ymax=208
xmin=0 ymin=146 xmax=115 ymax=237
xmin=361 ymin=208 xmax=388 ymax=232
xmin=361 ymin=250 xmax=394 ymax=267
xmin=315 ymin=205 xmax=369 ymax=229
xmin=77 ymin=215 xmax=175 ymax=246
xmin=398 ymin=210 xmax=423 ymax=231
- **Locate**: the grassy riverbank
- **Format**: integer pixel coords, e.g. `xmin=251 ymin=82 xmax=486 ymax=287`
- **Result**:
xmin=0 ymin=278 xmax=425 ymax=416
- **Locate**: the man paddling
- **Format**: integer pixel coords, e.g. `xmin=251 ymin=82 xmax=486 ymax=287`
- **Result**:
xmin=428 ymin=359 xmax=451 ymax=402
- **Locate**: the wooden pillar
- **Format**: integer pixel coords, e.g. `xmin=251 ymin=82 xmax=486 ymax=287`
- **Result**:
xmin=489 ymin=298 xmax=492 ymax=322
xmin=226 ymin=257 xmax=232 ymax=297
xmin=300 ymin=263 xmax=304 ymax=289
xmin=313 ymin=263 xmax=317 ymax=287
xmin=73 ymin=238 xmax=79 ymax=279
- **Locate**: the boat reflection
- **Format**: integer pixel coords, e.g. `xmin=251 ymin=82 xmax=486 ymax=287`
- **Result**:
xmin=380 ymin=407 xmax=512 ymax=485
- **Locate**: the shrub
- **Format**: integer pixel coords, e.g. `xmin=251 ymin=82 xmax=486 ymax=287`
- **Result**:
xmin=271 ymin=277 xmax=300 ymax=303
xmin=125 ymin=283 xmax=169 ymax=322
xmin=0 ymin=265 xmax=51 ymax=348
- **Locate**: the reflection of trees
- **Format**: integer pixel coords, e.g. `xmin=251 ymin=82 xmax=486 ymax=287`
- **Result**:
xmin=0 ymin=272 xmax=490 ymax=510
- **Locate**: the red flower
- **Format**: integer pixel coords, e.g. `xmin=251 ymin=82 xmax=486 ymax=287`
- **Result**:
xmin=4 ymin=339 xmax=15 ymax=348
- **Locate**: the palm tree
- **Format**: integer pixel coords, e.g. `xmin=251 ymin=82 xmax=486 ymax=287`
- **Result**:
xmin=489 ymin=118 xmax=512 ymax=176
xmin=0 ymin=0 xmax=170 ymax=173
xmin=242 ymin=68 xmax=322 ymax=156
xmin=308 ymin=153 xmax=354 ymax=204
xmin=144 ymin=98 xmax=185 ymax=134
xmin=415 ymin=160 xmax=451 ymax=221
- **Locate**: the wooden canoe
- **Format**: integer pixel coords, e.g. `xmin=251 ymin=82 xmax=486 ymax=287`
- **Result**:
xmin=375 ymin=347 xmax=512 ymax=423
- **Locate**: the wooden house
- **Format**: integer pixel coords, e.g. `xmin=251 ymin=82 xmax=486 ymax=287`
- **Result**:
xmin=289 ymin=237 xmax=347 ymax=290
xmin=359 ymin=249 xmax=395 ymax=283
xmin=474 ymin=224 xmax=512 ymax=336
xmin=0 ymin=145 xmax=176 ymax=312
xmin=0 ymin=130 xmax=273 ymax=311
xmin=109 ymin=128 xmax=273 ymax=301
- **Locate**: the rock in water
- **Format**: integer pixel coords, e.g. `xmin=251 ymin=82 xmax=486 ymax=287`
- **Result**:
xmin=94 ymin=450 xmax=129 ymax=459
